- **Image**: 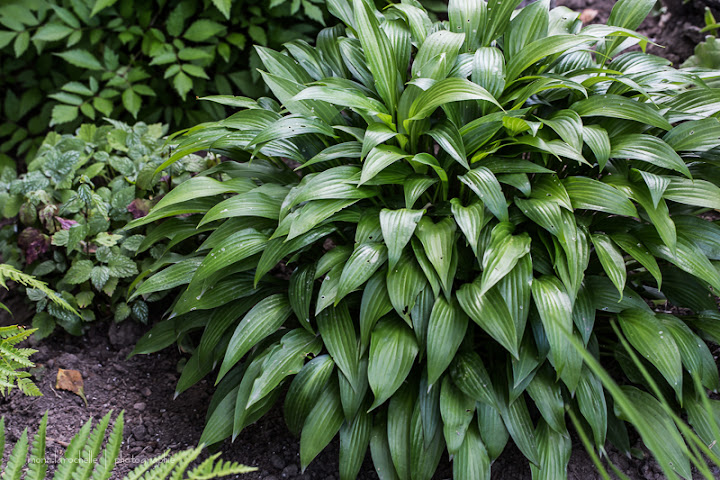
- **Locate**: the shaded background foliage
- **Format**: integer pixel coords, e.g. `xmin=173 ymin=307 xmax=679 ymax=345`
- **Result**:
xmin=0 ymin=0 xmax=328 ymax=166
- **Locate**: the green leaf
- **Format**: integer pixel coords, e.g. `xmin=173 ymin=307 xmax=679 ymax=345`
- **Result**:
xmin=450 ymin=199 xmax=485 ymax=256
xmin=289 ymin=264 xmax=316 ymax=327
xmin=55 ymin=49 xmax=104 ymax=70
xmin=525 ymin=366 xmax=566 ymax=434
xmin=340 ymin=410 xmax=372 ymax=480
xmin=192 ymin=229 xmax=268 ymax=282
xmin=360 ymin=271 xmax=393 ymax=351
xmin=121 ymin=89 xmax=141 ymax=118
xmin=317 ymin=303 xmax=359 ymax=388
xmin=480 ymin=223 xmax=531 ymax=295
xmin=617 ymin=309 xmax=683 ymax=398
xmin=427 ymin=296 xmax=468 ymax=386
xmin=571 ymin=94 xmax=672 ymax=131
xmin=336 ymin=243 xmax=387 ymax=302
xmin=173 ymin=71 xmax=193 ymax=100
xmin=563 ymin=177 xmax=637 ymax=217
xmin=611 ymin=134 xmax=691 ymax=177
xmin=531 ymin=276 xmax=573 ymax=377
xmin=576 ymin=366 xmax=607 ymax=448
xmin=505 ymin=35 xmax=592 ymax=83
xmin=50 ymin=105 xmax=79 ymax=126
xmin=459 ymin=167 xmax=508 ymax=222
xmin=90 ymin=0 xmax=119 ymax=16
xmin=353 ymin=0 xmax=400 ymax=112
xmin=379 ymin=209 xmax=424 ymax=269
xmin=591 ymin=234 xmax=627 ymax=297
xmin=458 ymin=282 xmax=518 ymax=358
xmin=408 ymin=78 xmax=501 ymax=121
xmin=529 ymin=420 xmax=570 ymax=480
xmin=33 ymin=23 xmax=74 ymax=41
xmin=414 ymin=217 xmax=456 ymax=293
xmin=217 ymin=294 xmax=292 ymax=380
xmin=386 ymin=252 xmax=426 ymax=322
xmin=368 ymin=317 xmax=419 ymax=409
xmin=440 ymin=376 xmax=475 ymax=455
xmin=64 ymin=260 xmax=93 ymax=284
xmin=477 ymin=402 xmax=509 ymax=461
xmin=285 ymin=354 xmax=335 ymax=435
xmin=211 ymin=0 xmax=232 ymax=18
xmin=360 ymin=146 xmax=410 ymax=185
xmin=184 ymin=19 xmax=226 ymax=42
xmin=663 ymin=177 xmax=720 ymax=209
xmin=300 ymin=380 xmax=344 ymax=470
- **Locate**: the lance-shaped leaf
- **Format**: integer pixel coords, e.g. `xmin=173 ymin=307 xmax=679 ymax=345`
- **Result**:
xmin=505 ymin=34 xmax=592 ymax=83
xmin=617 ymin=309 xmax=683 ymax=399
xmin=531 ymin=276 xmax=573 ymax=377
xmin=440 ymin=376 xmax=475 ymax=455
xmin=361 ymin=146 xmax=411 ymax=185
xmin=450 ymin=199 xmax=485 ymax=256
xmin=192 ymin=229 xmax=268 ymax=282
xmin=368 ymin=318 xmax=419 ymax=409
xmin=217 ymin=294 xmax=293 ymax=381
xmin=248 ymin=329 xmax=322 ymax=407
xmin=525 ymin=366 xmax=566 ymax=434
xmin=480 ymin=223 xmax=531 ymax=295
xmin=529 ymin=420 xmax=570 ymax=480
xmin=388 ymin=384 xmax=414 ymax=480
xmin=576 ymin=366 xmax=607 ymax=448
xmin=380 ymin=208 xmax=424 ymax=269
xmin=459 ymin=167 xmax=509 ymax=222
xmin=571 ymin=94 xmax=672 ymax=131
xmin=449 ymin=351 xmax=497 ymax=408
xmin=427 ymin=296 xmax=468 ymax=386
xmin=414 ymin=217 xmax=456 ymax=292
xmin=317 ymin=303 xmax=359 ymax=388
xmin=387 ymin=252 xmax=427 ymax=321
xmin=370 ymin=409 xmax=401 ymax=480
xmin=340 ymin=409 xmax=372 ymax=480
xmin=360 ymin=271 xmax=393 ymax=352
xmin=610 ymin=134 xmax=691 ymax=177
xmin=591 ymin=234 xmax=627 ymax=298
xmin=498 ymin=393 xmax=539 ymax=465
xmin=458 ymin=282 xmax=519 ymax=359
xmin=407 ymin=78 xmax=502 ymax=121
xmin=428 ymin=120 xmax=469 ymax=169
xmin=564 ymin=176 xmax=637 ymax=217
xmin=658 ymin=314 xmax=720 ymax=391
xmin=336 ymin=243 xmax=388 ymax=303
xmin=477 ymin=402 xmax=509 ymax=461
xmin=353 ymin=0 xmax=400 ymax=112
xmin=453 ymin=421 xmax=490 ymax=480
xmin=300 ymin=380 xmax=345 ymax=470
xmin=285 ymin=354 xmax=335 ymax=435
xmin=663 ymin=177 xmax=720 ymax=210
xmin=289 ymin=264 xmax=316 ymax=328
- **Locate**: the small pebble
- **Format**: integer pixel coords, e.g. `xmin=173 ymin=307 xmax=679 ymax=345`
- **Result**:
xmin=133 ymin=402 xmax=146 ymax=411
xmin=141 ymin=387 xmax=151 ymax=397
xmin=270 ymin=454 xmax=285 ymax=470
xmin=281 ymin=465 xmax=298 ymax=477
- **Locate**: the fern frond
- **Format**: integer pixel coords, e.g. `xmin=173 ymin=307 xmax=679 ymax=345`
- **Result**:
xmin=0 ymin=264 xmax=78 ymax=315
xmin=17 ymin=376 xmax=42 ymax=396
xmin=0 ymin=413 xmax=255 ymax=480
xmin=74 ymin=411 xmax=113 ymax=480
xmin=122 ymin=451 xmax=171 ymax=480
xmin=187 ymin=454 xmax=258 ymax=479
xmin=54 ymin=416 xmax=93 ymax=480
xmin=90 ymin=411 xmax=124 ymax=480
xmin=4 ymin=428 xmax=29 ymax=480
xmin=27 ymin=412 xmax=48 ymax=480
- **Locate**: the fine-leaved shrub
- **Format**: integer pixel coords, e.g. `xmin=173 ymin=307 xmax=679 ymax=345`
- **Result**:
xmin=0 ymin=0 xmax=327 ymax=164
xmin=0 ymin=121 xmax=210 ymax=338
xmin=131 ymin=0 xmax=720 ymax=478
xmin=0 ymin=411 xmax=256 ymax=479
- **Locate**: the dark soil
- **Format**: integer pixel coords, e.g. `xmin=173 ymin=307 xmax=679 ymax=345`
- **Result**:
xmin=1 ymin=1 xmax=716 ymax=479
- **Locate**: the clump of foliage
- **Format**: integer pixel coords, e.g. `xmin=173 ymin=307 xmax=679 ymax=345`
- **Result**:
xmin=0 ymin=264 xmax=78 ymax=396
xmin=1 ymin=121 xmax=210 ymax=338
xmin=0 ymin=411 xmax=256 ymax=479
xmin=131 ymin=0 xmax=720 ymax=478
xmin=0 ymin=0 xmax=327 ymax=165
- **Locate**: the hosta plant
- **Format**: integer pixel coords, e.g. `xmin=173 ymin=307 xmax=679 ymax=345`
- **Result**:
xmin=0 ymin=411 xmax=255 ymax=479
xmin=131 ymin=0 xmax=720 ymax=478
xmin=0 ymin=121 xmax=210 ymax=337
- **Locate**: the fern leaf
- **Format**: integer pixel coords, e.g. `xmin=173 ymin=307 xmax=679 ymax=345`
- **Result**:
xmin=74 ymin=411 xmax=113 ymax=480
xmin=53 ymin=416 xmax=93 ymax=480
xmin=27 ymin=412 xmax=48 ymax=480
xmin=4 ymin=427 xmax=29 ymax=480
xmin=0 ymin=264 xmax=79 ymax=315
xmin=121 ymin=451 xmax=171 ymax=480
xmin=91 ymin=411 xmax=124 ymax=480
xmin=169 ymin=448 xmax=202 ymax=480
xmin=0 ymin=417 xmax=5 ymax=471
xmin=187 ymin=454 xmax=258 ymax=479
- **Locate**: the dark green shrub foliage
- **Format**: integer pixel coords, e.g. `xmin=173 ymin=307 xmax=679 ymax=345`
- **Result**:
xmin=0 ymin=121 xmax=209 ymax=337
xmin=132 ymin=0 xmax=720 ymax=478
xmin=0 ymin=0 xmax=326 ymax=165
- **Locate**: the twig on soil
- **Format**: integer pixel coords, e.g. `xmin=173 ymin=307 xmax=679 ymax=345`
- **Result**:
xmin=46 ymin=437 xmax=70 ymax=447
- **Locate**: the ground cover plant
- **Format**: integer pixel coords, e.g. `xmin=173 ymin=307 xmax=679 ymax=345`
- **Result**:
xmin=0 ymin=121 xmax=210 ymax=338
xmin=0 ymin=411 xmax=255 ymax=479
xmin=130 ymin=0 xmax=720 ymax=478
xmin=0 ymin=0 xmax=327 ymax=165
